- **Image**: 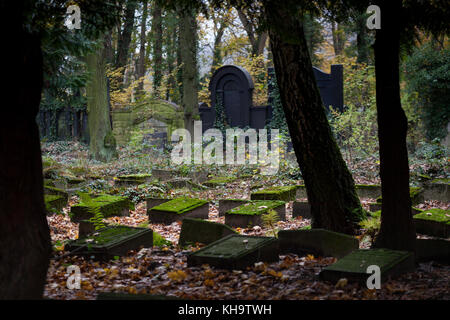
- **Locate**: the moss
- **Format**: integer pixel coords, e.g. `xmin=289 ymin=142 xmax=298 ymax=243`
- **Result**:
xmin=414 ymin=208 xmax=450 ymax=225
xmin=253 ymin=185 xmax=298 ymax=195
xmin=151 ymin=197 xmax=208 ymax=214
xmin=153 ymin=232 xmax=171 ymax=247
xmin=71 ymin=194 xmax=134 ymax=218
xmin=204 ymin=176 xmax=236 ymax=185
xmin=227 ymin=200 xmax=285 ymax=216
xmin=77 ymin=226 xmax=140 ymax=245
xmin=431 ymin=178 xmax=450 ymax=185
xmin=44 ymin=194 xmax=66 ymax=213
xmin=193 ymin=235 xmax=273 ymax=258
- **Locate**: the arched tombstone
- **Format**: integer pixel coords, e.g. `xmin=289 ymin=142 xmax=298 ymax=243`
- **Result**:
xmin=209 ymin=65 xmax=254 ymax=128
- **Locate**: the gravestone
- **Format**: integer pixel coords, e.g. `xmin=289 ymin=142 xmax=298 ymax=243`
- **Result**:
xmin=421 ymin=179 xmax=450 ymax=202
xmin=203 ymin=176 xmax=236 ymax=187
xmin=115 ymin=174 xmax=152 ymax=186
xmin=224 ymin=200 xmax=285 ymax=228
xmin=251 ymin=185 xmax=298 ymax=202
xmin=178 ymin=218 xmax=237 ymax=246
xmin=415 ymin=238 xmax=450 ymax=263
xmin=320 ymin=249 xmax=415 ymax=284
xmin=187 ymin=234 xmax=279 ymax=269
xmin=147 ymin=197 xmax=209 ymax=224
xmin=218 ymin=199 xmax=249 ymax=217
xmin=199 ymin=64 xmax=344 ymax=131
xmin=292 ymin=201 xmax=311 ymax=219
xmin=278 ymin=229 xmax=359 ymax=258
xmin=65 ymin=225 xmax=153 ymax=260
xmin=70 ymin=194 xmax=134 ymax=223
xmin=355 ymin=185 xmax=381 ymax=199
xmin=413 ymin=208 xmax=449 ymax=238
xmin=44 ymin=194 xmax=67 ymax=215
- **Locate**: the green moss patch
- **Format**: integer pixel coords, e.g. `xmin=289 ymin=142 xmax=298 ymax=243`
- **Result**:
xmin=320 ymin=249 xmax=415 ymax=284
xmin=116 ymin=173 xmax=152 ymax=185
xmin=227 ymin=200 xmax=285 ymax=216
xmin=151 ymin=197 xmax=208 ymax=214
xmin=153 ymin=231 xmax=172 ymax=247
xmin=414 ymin=208 xmax=450 ymax=224
xmin=76 ymin=226 xmax=142 ymax=246
xmin=251 ymin=185 xmax=298 ymax=201
xmin=44 ymin=194 xmax=67 ymax=214
xmin=414 ymin=208 xmax=450 ymax=238
xmin=204 ymin=176 xmax=236 ymax=186
xmin=70 ymin=194 xmax=134 ymax=222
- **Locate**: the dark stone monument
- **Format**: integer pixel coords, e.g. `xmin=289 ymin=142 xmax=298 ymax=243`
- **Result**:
xmin=199 ymin=64 xmax=344 ymax=131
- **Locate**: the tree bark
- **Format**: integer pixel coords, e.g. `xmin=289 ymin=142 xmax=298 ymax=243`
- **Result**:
xmin=0 ymin=14 xmax=51 ymax=298
xmin=115 ymin=0 xmax=137 ymax=85
xmin=263 ymin=0 xmax=365 ymax=234
xmin=86 ymin=42 xmax=118 ymax=162
xmin=151 ymin=2 xmax=163 ymax=96
xmin=179 ymin=7 xmax=199 ymax=134
xmin=237 ymin=9 xmax=267 ymax=56
xmin=331 ymin=22 xmax=345 ymax=56
xmin=136 ymin=0 xmax=148 ymax=96
xmin=373 ymin=1 xmax=416 ymax=252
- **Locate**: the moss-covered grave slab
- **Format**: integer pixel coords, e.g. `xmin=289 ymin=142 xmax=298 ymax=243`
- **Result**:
xmin=78 ymin=220 xmax=96 ymax=237
xmin=203 ymin=176 xmax=236 ymax=187
xmin=292 ymin=201 xmax=311 ymax=219
xmin=65 ymin=225 xmax=153 ymax=260
xmin=166 ymin=178 xmax=196 ymax=190
xmin=178 ymin=218 xmax=237 ymax=246
xmin=115 ymin=174 xmax=152 ymax=186
xmin=416 ymin=238 xmax=449 ymax=264
xmin=146 ymin=197 xmax=171 ymax=211
xmin=147 ymin=197 xmax=209 ymax=224
xmin=320 ymin=249 xmax=415 ymax=284
xmin=376 ymin=187 xmax=424 ymax=206
xmin=218 ymin=199 xmax=249 ymax=217
xmin=421 ymin=179 xmax=450 ymax=202
xmin=44 ymin=185 xmax=69 ymax=202
xmin=413 ymin=208 xmax=449 ymax=238
xmin=70 ymin=194 xmax=134 ymax=223
xmin=369 ymin=203 xmax=422 ymax=215
xmin=152 ymin=169 xmax=178 ymax=181
xmin=278 ymin=229 xmax=359 ymax=258
xmin=355 ymin=184 xmax=381 ymax=199
xmin=44 ymin=194 xmax=67 ymax=215
xmin=295 ymin=185 xmax=307 ymax=199
xmin=225 ymin=200 xmax=286 ymax=228
xmin=251 ymin=185 xmax=298 ymax=202
xmin=186 ymin=234 xmax=279 ymax=269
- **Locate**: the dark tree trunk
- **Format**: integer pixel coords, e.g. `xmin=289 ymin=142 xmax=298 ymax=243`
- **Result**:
xmin=115 ymin=0 xmax=137 ymax=84
xmin=237 ymin=9 xmax=267 ymax=56
xmin=373 ymin=1 xmax=416 ymax=252
xmin=355 ymin=12 xmax=369 ymax=64
xmin=331 ymin=22 xmax=345 ymax=56
xmin=136 ymin=0 xmax=148 ymax=96
xmin=0 ymin=11 xmax=51 ymax=298
xmin=152 ymin=2 xmax=163 ymax=96
xmin=263 ymin=0 xmax=365 ymax=234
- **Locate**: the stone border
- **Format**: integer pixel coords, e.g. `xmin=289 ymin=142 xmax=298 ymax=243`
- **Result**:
xmin=147 ymin=201 xmax=209 ymax=225
xmin=225 ymin=201 xmax=285 ymax=228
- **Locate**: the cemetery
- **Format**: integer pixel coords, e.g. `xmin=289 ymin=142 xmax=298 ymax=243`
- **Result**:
xmin=2 ymin=0 xmax=449 ymax=306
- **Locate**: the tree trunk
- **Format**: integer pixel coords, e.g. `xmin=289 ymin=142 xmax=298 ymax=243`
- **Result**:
xmin=0 ymin=20 xmax=51 ymax=298
xmin=210 ymin=22 xmax=225 ymax=75
xmin=115 ymin=0 xmax=137 ymax=85
xmin=355 ymin=12 xmax=369 ymax=64
xmin=331 ymin=22 xmax=345 ymax=56
xmin=263 ymin=0 xmax=365 ymax=234
xmin=373 ymin=1 xmax=416 ymax=252
xmin=152 ymin=2 xmax=163 ymax=96
xmin=86 ymin=42 xmax=118 ymax=162
xmin=237 ymin=9 xmax=267 ymax=56
xmin=136 ymin=0 xmax=148 ymax=97
xmin=179 ymin=7 xmax=199 ymax=134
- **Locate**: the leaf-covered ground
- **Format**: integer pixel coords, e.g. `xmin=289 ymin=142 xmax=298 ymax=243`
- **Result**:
xmin=42 ymin=142 xmax=449 ymax=300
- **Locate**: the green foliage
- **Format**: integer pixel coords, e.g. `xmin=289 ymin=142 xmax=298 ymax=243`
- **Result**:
xmin=267 ymin=72 xmax=288 ymax=134
xmin=213 ymin=95 xmax=229 ymax=136
xmin=261 ymin=209 xmax=280 ymax=238
xmin=403 ymin=43 xmax=450 ymax=141
xmin=77 ymin=192 xmax=106 ymax=230
xmin=359 ymin=214 xmax=381 ymax=246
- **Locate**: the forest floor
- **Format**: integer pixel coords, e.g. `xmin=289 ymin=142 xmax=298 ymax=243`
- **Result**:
xmin=42 ymin=141 xmax=450 ymax=300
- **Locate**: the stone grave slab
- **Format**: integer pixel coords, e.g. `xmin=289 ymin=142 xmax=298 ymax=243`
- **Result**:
xmin=190 ymin=170 xmax=210 ymax=184
xmin=65 ymin=225 xmax=153 ymax=260
xmin=278 ymin=228 xmax=358 ymax=258
xmin=295 ymin=185 xmax=307 ymax=199
xmin=152 ymin=169 xmax=177 ymax=181
xmin=355 ymin=184 xmax=381 ymax=199
xmin=115 ymin=174 xmax=152 ymax=186
xmin=203 ymin=176 xmax=236 ymax=188
xmin=292 ymin=201 xmax=311 ymax=219
xmin=44 ymin=185 xmax=69 ymax=202
xmin=376 ymin=187 xmax=424 ymax=206
xmin=166 ymin=178 xmax=195 ymax=189
xmin=78 ymin=220 xmax=96 ymax=237
xmin=178 ymin=218 xmax=237 ymax=246
xmin=422 ymin=179 xmax=450 ymax=202
xmin=147 ymin=197 xmax=209 ymax=224
xmin=251 ymin=185 xmax=297 ymax=202
xmin=413 ymin=208 xmax=449 ymax=238
xmin=218 ymin=199 xmax=248 ymax=217
xmin=225 ymin=200 xmax=286 ymax=228
xmin=320 ymin=249 xmax=415 ymax=284
xmin=416 ymin=238 xmax=449 ymax=263
xmin=187 ymin=234 xmax=279 ymax=269
xmin=70 ymin=194 xmax=134 ymax=223
xmin=146 ymin=197 xmax=171 ymax=211
xmin=44 ymin=194 xmax=67 ymax=214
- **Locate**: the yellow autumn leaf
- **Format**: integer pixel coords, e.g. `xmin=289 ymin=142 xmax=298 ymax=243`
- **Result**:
xmin=168 ymin=270 xmax=187 ymax=282
xmin=204 ymin=279 xmax=214 ymax=287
